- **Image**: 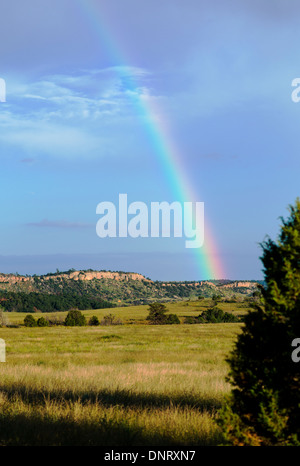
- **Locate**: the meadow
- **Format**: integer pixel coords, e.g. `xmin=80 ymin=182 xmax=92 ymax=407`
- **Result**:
xmin=0 ymin=300 xmax=246 ymax=446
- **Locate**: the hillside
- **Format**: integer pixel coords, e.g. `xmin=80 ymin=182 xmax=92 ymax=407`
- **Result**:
xmin=0 ymin=269 xmax=263 ymax=313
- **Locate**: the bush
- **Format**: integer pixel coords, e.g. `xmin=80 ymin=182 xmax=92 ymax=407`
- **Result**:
xmin=24 ymin=314 xmax=37 ymax=327
xmin=199 ymin=307 xmax=239 ymax=323
xmin=46 ymin=315 xmax=65 ymax=326
xmin=100 ymin=314 xmax=122 ymax=326
xmin=184 ymin=307 xmax=239 ymax=324
xmin=37 ymin=316 xmax=49 ymax=327
xmin=166 ymin=313 xmax=180 ymax=324
xmin=64 ymin=310 xmax=86 ymax=327
xmin=89 ymin=315 xmax=100 ymax=326
xmin=184 ymin=316 xmax=198 ymax=324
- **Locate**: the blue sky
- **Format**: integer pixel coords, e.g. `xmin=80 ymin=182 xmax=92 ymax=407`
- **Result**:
xmin=0 ymin=0 xmax=300 ymax=281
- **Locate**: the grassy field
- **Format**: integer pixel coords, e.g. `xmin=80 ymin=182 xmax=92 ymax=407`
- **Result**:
xmin=4 ymin=297 xmax=251 ymax=325
xmin=0 ymin=300 xmax=245 ymax=446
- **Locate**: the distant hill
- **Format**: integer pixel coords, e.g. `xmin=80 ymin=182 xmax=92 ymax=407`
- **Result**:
xmin=0 ymin=269 xmax=264 ymax=312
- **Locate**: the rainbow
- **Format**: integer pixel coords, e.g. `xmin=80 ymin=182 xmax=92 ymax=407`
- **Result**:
xmin=75 ymin=0 xmax=225 ymax=280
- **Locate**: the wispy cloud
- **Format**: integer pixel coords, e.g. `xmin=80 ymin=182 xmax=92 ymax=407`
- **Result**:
xmin=0 ymin=67 xmax=160 ymax=159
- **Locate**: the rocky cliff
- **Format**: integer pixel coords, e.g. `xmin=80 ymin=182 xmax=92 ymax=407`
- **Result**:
xmin=0 ymin=269 xmax=263 ymax=306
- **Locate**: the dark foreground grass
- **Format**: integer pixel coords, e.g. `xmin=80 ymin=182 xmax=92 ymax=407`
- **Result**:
xmin=0 ymin=393 xmax=224 ymax=446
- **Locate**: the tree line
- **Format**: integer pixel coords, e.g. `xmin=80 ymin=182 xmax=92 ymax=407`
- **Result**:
xmin=0 ymin=290 xmax=114 ymax=313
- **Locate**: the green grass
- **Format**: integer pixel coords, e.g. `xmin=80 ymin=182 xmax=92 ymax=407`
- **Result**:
xmin=0 ymin=300 xmax=244 ymax=446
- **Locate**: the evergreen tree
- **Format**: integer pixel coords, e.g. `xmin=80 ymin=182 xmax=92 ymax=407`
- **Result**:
xmin=146 ymin=303 xmax=168 ymax=324
xmin=64 ymin=309 xmax=86 ymax=327
xmin=146 ymin=303 xmax=180 ymax=325
xmin=24 ymin=314 xmax=37 ymax=327
xmin=37 ymin=316 xmax=49 ymax=327
xmin=218 ymin=199 xmax=300 ymax=446
xmin=89 ymin=315 xmax=100 ymax=326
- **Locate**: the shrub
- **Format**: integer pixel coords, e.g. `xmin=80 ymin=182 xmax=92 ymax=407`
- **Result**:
xmin=37 ymin=316 xmax=49 ymax=327
xmin=184 ymin=308 xmax=239 ymax=324
xmin=166 ymin=313 xmax=180 ymax=324
xmin=46 ymin=315 xmax=65 ymax=326
xmin=24 ymin=314 xmax=37 ymax=327
xmin=64 ymin=310 xmax=86 ymax=327
xmin=184 ymin=316 xmax=198 ymax=324
xmin=100 ymin=314 xmax=122 ymax=326
xmin=199 ymin=307 xmax=239 ymax=323
xmin=89 ymin=315 xmax=100 ymax=326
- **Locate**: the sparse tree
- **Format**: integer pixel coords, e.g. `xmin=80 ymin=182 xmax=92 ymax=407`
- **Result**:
xmin=146 ymin=303 xmax=180 ymax=325
xmin=100 ymin=314 xmax=122 ymax=326
xmin=146 ymin=302 xmax=168 ymax=324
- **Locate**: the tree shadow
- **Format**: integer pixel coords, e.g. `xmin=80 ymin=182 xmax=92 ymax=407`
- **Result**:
xmin=0 ymin=384 xmax=223 ymax=446
xmin=0 ymin=384 xmax=222 ymax=412
xmin=0 ymin=408 xmax=222 ymax=446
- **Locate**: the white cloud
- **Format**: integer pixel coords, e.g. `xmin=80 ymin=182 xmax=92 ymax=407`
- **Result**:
xmin=0 ymin=67 xmax=164 ymax=159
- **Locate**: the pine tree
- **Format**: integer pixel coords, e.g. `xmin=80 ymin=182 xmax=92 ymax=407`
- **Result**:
xmin=218 ymin=199 xmax=300 ymax=446
xmin=146 ymin=303 xmax=168 ymax=324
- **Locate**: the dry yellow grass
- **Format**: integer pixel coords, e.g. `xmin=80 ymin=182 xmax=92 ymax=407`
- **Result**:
xmin=0 ymin=319 xmax=242 ymax=445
